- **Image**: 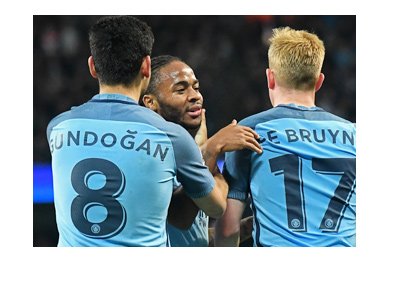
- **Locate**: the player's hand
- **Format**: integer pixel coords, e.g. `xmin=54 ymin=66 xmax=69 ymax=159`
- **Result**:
xmin=194 ymin=109 xmax=208 ymax=147
xmin=208 ymin=120 xmax=263 ymax=154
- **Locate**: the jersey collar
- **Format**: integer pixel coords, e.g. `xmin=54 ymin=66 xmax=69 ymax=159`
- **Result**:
xmin=277 ymin=103 xmax=323 ymax=111
xmin=90 ymin=93 xmax=138 ymax=105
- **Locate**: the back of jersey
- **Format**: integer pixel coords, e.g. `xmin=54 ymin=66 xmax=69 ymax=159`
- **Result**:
xmin=224 ymin=104 xmax=356 ymax=246
xmin=47 ymin=94 xmax=205 ymax=246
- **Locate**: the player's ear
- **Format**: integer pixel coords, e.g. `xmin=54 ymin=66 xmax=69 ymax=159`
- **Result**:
xmin=315 ymin=73 xmax=325 ymax=92
xmin=140 ymin=55 xmax=151 ymax=78
xmin=88 ymin=56 xmax=98 ymax=79
xmin=142 ymin=94 xmax=159 ymax=111
xmin=266 ymin=68 xmax=275 ymax=89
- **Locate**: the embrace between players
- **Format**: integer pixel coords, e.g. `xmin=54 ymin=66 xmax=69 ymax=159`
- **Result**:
xmin=47 ymin=16 xmax=356 ymax=247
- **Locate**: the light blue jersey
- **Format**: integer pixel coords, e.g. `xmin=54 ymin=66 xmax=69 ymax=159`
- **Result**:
xmin=224 ymin=104 xmax=356 ymax=247
xmin=47 ymin=93 xmax=214 ymax=247
xmin=166 ymin=178 xmax=209 ymax=247
xmin=167 ymin=210 xmax=209 ymax=247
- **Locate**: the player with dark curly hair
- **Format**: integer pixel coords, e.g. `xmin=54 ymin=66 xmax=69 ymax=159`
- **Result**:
xmin=47 ymin=16 xmax=229 ymax=247
xmin=141 ymin=55 xmax=259 ymax=246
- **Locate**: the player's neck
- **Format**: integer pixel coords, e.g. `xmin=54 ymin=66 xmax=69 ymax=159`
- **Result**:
xmin=98 ymin=84 xmax=143 ymax=102
xmin=271 ymin=88 xmax=316 ymax=108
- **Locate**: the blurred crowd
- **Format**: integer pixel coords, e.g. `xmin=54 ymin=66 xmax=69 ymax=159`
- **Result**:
xmin=33 ymin=15 xmax=356 ymax=163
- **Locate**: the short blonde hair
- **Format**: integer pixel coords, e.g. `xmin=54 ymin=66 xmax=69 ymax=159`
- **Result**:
xmin=268 ymin=27 xmax=325 ymax=91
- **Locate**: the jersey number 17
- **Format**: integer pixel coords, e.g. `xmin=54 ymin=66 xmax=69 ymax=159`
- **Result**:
xmin=269 ymin=154 xmax=356 ymax=232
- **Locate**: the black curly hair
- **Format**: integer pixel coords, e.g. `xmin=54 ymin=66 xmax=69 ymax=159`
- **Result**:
xmin=89 ymin=16 xmax=154 ymax=86
xmin=139 ymin=55 xmax=182 ymax=105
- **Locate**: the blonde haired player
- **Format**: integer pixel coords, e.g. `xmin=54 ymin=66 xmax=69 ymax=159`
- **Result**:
xmin=215 ymin=27 xmax=356 ymax=247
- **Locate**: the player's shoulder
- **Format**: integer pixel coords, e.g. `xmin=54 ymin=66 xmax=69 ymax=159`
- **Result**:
xmin=308 ymin=107 xmax=356 ymax=130
xmin=46 ymin=109 xmax=74 ymax=139
xmin=46 ymin=99 xmax=99 ymax=137
xmin=239 ymin=105 xmax=355 ymax=128
xmin=238 ymin=108 xmax=281 ymax=129
xmin=46 ymin=97 xmax=99 ymax=132
xmin=316 ymin=109 xmax=354 ymax=125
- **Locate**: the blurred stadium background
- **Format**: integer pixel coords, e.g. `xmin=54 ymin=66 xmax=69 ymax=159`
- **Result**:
xmin=33 ymin=15 xmax=356 ymax=246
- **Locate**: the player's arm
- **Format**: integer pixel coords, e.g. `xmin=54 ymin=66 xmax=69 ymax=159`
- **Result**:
xmin=208 ymin=215 xmax=253 ymax=247
xmin=168 ymin=169 xmax=227 ymax=226
xmin=214 ymin=132 xmax=254 ymax=246
xmin=193 ymin=118 xmax=261 ymax=219
xmin=168 ymin=165 xmax=228 ymax=228
xmin=200 ymin=119 xmax=262 ymax=174
xmin=167 ymin=110 xmax=228 ymax=228
xmin=189 ymin=177 xmax=227 ymax=219
xmin=195 ymin=109 xmax=262 ymax=175
xmin=180 ymin=109 xmax=257 ymax=220
xmin=167 ymin=185 xmax=199 ymax=230
xmin=209 ymin=171 xmax=229 ymax=210
xmin=214 ymin=198 xmax=247 ymax=246
xmin=188 ymin=113 xmax=261 ymax=218
xmin=172 ymin=124 xmax=227 ymax=219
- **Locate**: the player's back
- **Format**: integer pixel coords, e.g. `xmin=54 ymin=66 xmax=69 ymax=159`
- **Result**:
xmin=225 ymin=103 xmax=356 ymax=246
xmin=47 ymin=94 xmax=195 ymax=246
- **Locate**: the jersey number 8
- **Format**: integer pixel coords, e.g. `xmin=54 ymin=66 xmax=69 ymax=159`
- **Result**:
xmin=70 ymin=158 xmax=127 ymax=239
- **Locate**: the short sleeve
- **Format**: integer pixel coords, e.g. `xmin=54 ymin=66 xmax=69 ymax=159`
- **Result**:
xmin=169 ymin=125 xmax=215 ymax=199
xmin=223 ymin=148 xmax=252 ymax=201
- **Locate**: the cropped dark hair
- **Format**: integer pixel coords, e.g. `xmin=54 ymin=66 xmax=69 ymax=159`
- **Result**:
xmin=139 ymin=55 xmax=182 ymax=105
xmin=89 ymin=15 xmax=154 ymax=86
